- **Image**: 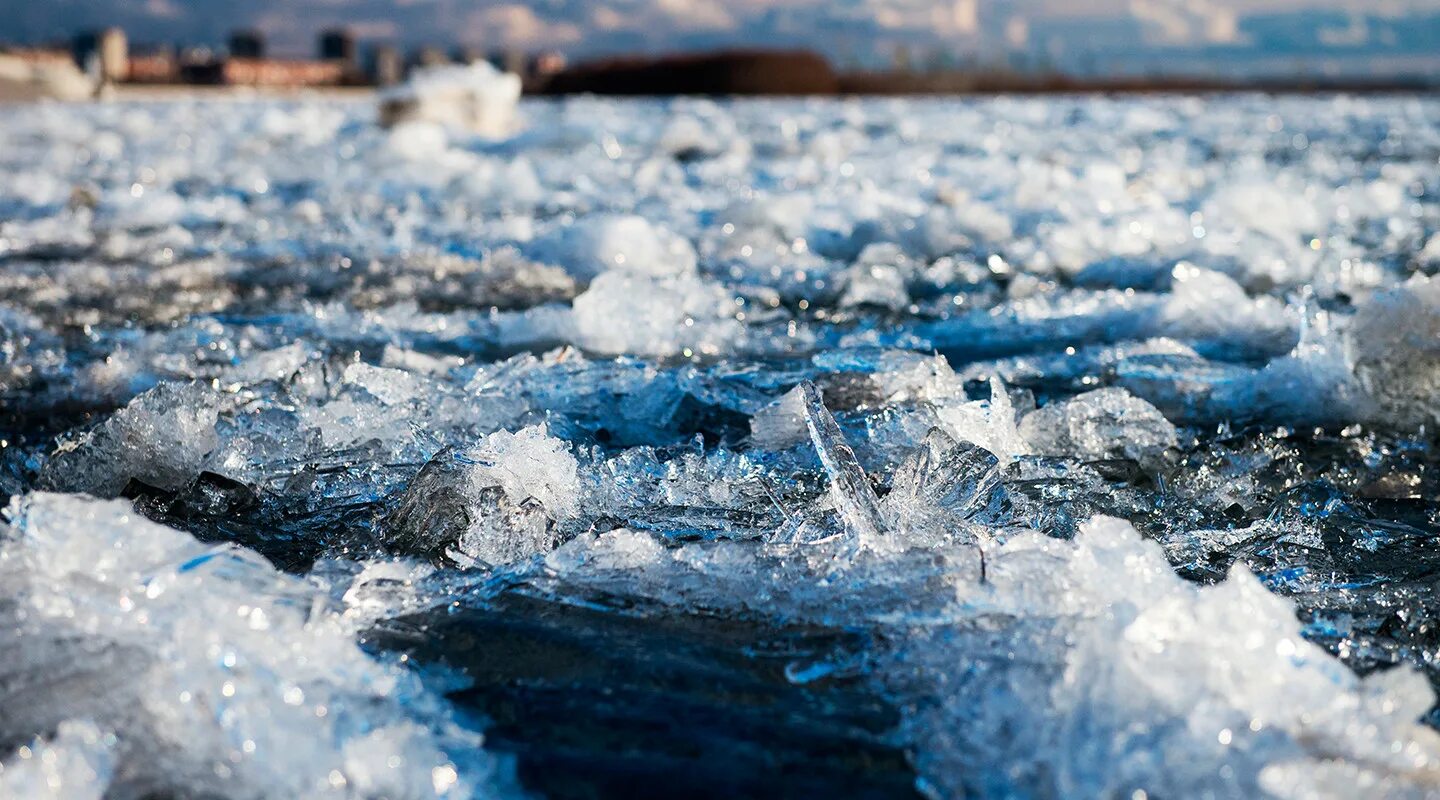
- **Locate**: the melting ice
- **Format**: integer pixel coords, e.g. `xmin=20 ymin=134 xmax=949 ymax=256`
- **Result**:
xmin=1 ymin=93 xmax=1439 ymax=799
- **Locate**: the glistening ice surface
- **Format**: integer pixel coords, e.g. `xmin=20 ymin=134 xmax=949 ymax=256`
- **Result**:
xmin=2 ymin=94 xmax=1440 ymax=799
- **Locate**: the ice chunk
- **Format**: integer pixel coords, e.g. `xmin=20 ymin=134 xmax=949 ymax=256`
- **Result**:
xmin=569 ymin=272 xmax=741 ymax=358
xmin=840 ymin=254 xmax=909 ymax=311
xmin=379 ymin=61 xmax=522 ymax=137
xmin=1420 ymin=233 xmax=1440 ymax=267
xmin=547 ymin=527 xmax=668 ymax=573
xmin=535 ymin=215 xmax=698 ymax=283
xmin=41 ymin=381 xmax=220 ymax=496
xmin=1019 ymin=388 xmax=1177 ymax=466
xmin=0 ymin=721 xmax=112 ymax=800
xmin=465 ymin=424 xmax=580 ymax=522
xmin=750 ymin=385 xmax=809 ymax=450
xmin=0 ymin=493 xmax=500 ymax=799
xmin=931 ymin=377 xmax=1031 ymax=464
xmin=1348 ymin=274 xmax=1440 ymax=428
xmin=1162 ymin=262 xmax=1297 ymax=355
xmin=883 ymin=429 xmax=1000 ymax=548
xmin=387 ymin=426 xmax=579 ymax=567
xmin=799 ymin=381 xmax=890 ymax=552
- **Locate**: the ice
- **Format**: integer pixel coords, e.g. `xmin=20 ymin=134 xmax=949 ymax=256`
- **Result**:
xmin=379 ymin=62 xmax=523 ymax=137
xmin=0 ymin=721 xmax=113 ymax=800
xmin=1 ymin=93 xmax=1439 ymax=799
xmin=41 ymin=381 xmax=220 ymax=496
xmin=1348 ymin=275 xmax=1440 ymax=428
xmin=567 ymin=272 xmax=742 ymax=357
xmin=1019 ymin=387 xmax=1178 ymax=467
xmin=532 ymin=215 xmax=699 ymax=283
xmin=451 ymin=425 xmax=580 ymax=566
xmin=530 ymin=514 xmax=1440 ymax=799
xmin=798 ymin=381 xmax=890 ymax=552
xmin=0 ymin=493 xmax=505 ymax=799
xmin=931 ymin=377 xmax=1031 ymax=465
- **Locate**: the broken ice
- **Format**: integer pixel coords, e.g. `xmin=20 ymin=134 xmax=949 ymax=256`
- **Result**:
xmin=1 ymin=92 xmax=1439 ymax=799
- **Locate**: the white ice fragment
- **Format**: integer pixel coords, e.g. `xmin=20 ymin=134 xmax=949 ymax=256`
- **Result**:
xmin=379 ymin=62 xmax=522 ymax=137
xmin=343 ymin=725 xmax=474 ymax=800
xmin=444 ymin=425 xmax=581 ymax=567
xmin=569 ymin=272 xmax=740 ymax=358
xmin=0 ymin=493 xmax=499 ymax=800
xmin=221 ymin=342 xmax=315 ymax=384
xmin=465 ymin=425 xmax=580 ymax=522
xmin=840 ymin=262 xmax=909 ymax=310
xmin=1347 ymin=274 xmax=1440 ymax=428
xmin=1212 ymin=308 xmax=1373 ymax=425
xmin=902 ymin=516 xmax=1440 ymax=799
xmin=343 ymin=361 xmax=429 ymax=406
xmin=385 ymin=121 xmax=450 ymax=160
xmin=931 ymin=377 xmax=1030 ymax=464
xmin=537 ymin=215 xmax=698 ymax=283
xmin=659 ymin=115 xmax=724 ymax=159
xmin=0 ymin=721 xmax=113 ymax=800
xmin=1163 ymin=262 xmax=1295 ymax=348
xmin=1419 ymin=233 xmax=1440 ymax=266
xmin=1019 ymin=388 xmax=1177 ymax=465
xmin=42 ymin=381 xmax=220 ymax=496
xmin=382 ymin=345 xmax=466 ymax=377
xmin=546 ymin=528 xmax=668 ymax=573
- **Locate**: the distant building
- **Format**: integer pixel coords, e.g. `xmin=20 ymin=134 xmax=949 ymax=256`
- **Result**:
xmin=174 ymin=49 xmax=223 ymax=84
xmin=0 ymin=46 xmax=94 ymax=100
xmin=127 ymin=46 xmax=178 ymax=83
xmin=73 ymin=27 xmax=127 ymax=82
xmin=229 ymin=30 xmax=266 ymax=60
xmin=455 ymin=46 xmax=487 ymax=65
xmin=318 ymin=29 xmax=357 ymax=67
xmin=370 ymin=45 xmax=404 ymax=86
xmin=3 ymin=46 xmax=74 ymax=69
xmin=489 ymin=49 xmax=527 ymax=75
xmin=415 ymin=46 xmax=452 ymax=69
xmin=222 ymin=57 xmax=347 ymax=87
xmin=528 ymin=51 xmax=568 ymax=78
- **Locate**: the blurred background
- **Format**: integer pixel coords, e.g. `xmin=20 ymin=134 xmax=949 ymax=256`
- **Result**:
xmin=2 ymin=0 xmax=1438 ymax=97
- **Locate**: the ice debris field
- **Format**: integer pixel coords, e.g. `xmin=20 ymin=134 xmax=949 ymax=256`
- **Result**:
xmin=1 ymin=92 xmax=1440 ymax=800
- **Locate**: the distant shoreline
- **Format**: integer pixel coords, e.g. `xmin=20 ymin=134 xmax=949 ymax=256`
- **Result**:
xmin=2 ymin=82 xmax=1435 ymax=106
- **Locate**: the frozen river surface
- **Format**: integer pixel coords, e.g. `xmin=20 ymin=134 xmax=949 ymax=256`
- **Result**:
xmin=2 ymin=94 xmax=1440 ymax=799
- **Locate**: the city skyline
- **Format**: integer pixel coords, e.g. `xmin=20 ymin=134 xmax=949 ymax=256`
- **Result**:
xmin=2 ymin=0 xmax=1439 ymax=77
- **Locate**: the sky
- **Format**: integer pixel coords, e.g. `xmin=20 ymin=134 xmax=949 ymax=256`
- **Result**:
xmin=3 ymin=0 xmax=1439 ymax=76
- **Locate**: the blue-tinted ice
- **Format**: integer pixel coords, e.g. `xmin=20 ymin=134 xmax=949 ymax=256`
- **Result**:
xmin=2 ymin=94 xmax=1440 ymax=799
